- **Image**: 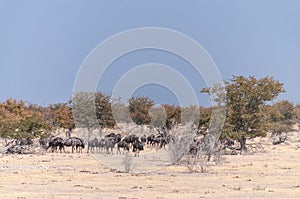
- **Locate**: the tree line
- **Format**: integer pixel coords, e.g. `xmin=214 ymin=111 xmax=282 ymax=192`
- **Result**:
xmin=0 ymin=76 xmax=299 ymax=153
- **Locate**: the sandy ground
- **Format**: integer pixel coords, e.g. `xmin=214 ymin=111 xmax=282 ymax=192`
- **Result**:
xmin=0 ymin=135 xmax=300 ymax=199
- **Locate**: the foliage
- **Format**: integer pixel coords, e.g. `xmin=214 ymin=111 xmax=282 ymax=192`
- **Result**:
xmin=292 ymin=104 xmax=300 ymax=125
xmin=71 ymin=92 xmax=98 ymax=129
xmin=202 ymin=76 xmax=285 ymax=153
xmin=111 ymin=98 xmax=132 ymax=124
xmin=148 ymin=105 xmax=167 ymax=128
xmin=181 ymin=105 xmax=201 ymax=125
xmin=71 ymin=92 xmax=116 ymax=129
xmin=0 ymin=99 xmax=49 ymax=139
xmin=46 ymin=103 xmax=75 ymax=130
xmin=267 ymin=100 xmax=295 ymax=133
xmin=194 ymin=107 xmax=211 ymax=135
xmin=128 ymin=96 xmax=154 ymax=126
xmin=95 ymin=92 xmax=116 ymax=128
xmin=163 ymin=104 xmax=181 ymax=129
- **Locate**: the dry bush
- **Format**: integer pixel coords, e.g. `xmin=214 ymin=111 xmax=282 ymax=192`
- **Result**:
xmin=168 ymin=130 xmax=194 ymax=165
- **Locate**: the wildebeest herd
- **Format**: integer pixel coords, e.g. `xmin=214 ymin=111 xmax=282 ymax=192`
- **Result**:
xmin=5 ymin=127 xmax=235 ymax=161
xmin=39 ymin=132 xmax=173 ymax=157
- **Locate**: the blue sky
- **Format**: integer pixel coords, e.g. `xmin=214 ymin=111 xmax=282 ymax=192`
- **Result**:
xmin=1 ymin=1 xmax=300 ymax=106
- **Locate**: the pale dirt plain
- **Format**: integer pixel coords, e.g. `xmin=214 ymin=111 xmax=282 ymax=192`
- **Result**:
xmin=0 ymin=131 xmax=300 ymax=199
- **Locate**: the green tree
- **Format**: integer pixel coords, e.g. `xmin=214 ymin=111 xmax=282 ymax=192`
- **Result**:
xmin=72 ymin=92 xmax=98 ymax=130
xmin=293 ymin=103 xmax=300 ymax=125
xmin=267 ymin=100 xmax=295 ymax=144
xmin=128 ymin=96 xmax=154 ymax=131
xmin=204 ymin=76 xmax=285 ymax=153
xmin=194 ymin=107 xmax=211 ymax=135
xmin=226 ymin=76 xmax=284 ymax=153
xmin=72 ymin=92 xmax=116 ymax=131
xmin=163 ymin=104 xmax=181 ymax=130
xmin=95 ymin=92 xmax=116 ymax=128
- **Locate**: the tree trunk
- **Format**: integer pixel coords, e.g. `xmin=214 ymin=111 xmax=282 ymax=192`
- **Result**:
xmin=98 ymin=127 xmax=102 ymax=137
xmin=239 ymin=136 xmax=247 ymax=155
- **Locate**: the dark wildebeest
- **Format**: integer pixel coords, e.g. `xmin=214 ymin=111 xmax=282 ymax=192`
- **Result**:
xmin=114 ymin=133 xmax=122 ymax=143
xmin=87 ymin=138 xmax=98 ymax=153
xmin=146 ymin=134 xmax=155 ymax=145
xmin=132 ymin=140 xmax=144 ymax=157
xmin=96 ymin=138 xmax=106 ymax=153
xmin=153 ymin=136 xmax=162 ymax=147
xmin=188 ymin=136 xmax=215 ymax=161
xmin=105 ymin=132 xmax=116 ymax=138
xmin=64 ymin=137 xmax=85 ymax=153
xmin=47 ymin=137 xmax=65 ymax=153
xmin=117 ymin=140 xmax=129 ymax=155
xmin=39 ymin=137 xmax=48 ymax=149
xmin=18 ymin=138 xmax=33 ymax=146
xmin=123 ymin=134 xmax=139 ymax=147
xmin=105 ymin=133 xmax=121 ymax=144
xmin=104 ymin=138 xmax=115 ymax=154
xmin=140 ymin=135 xmax=146 ymax=144
xmin=39 ymin=135 xmax=55 ymax=149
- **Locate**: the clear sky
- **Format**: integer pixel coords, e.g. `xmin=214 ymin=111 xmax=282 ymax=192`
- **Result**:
xmin=1 ymin=1 xmax=300 ymax=106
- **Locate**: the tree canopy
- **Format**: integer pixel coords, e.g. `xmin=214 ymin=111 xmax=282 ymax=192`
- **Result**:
xmin=202 ymin=76 xmax=285 ymax=153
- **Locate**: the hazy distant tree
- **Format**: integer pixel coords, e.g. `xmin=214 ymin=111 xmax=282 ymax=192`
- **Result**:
xmin=72 ymin=92 xmax=116 ymax=135
xmin=181 ymin=105 xmax=201 ymax=125
xmin=149 ymin=106 xmax=167 ymax=128
xmin=111 ymin=98 xmax=132 ymax=124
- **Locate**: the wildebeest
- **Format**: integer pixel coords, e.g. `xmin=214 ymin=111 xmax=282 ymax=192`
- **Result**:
xmin=132 ymin=140 xmax=144 ymax=157
xmin=105 ymin=133 xmax=121 ymax=144
xmin=146 ymin=134 xmax=155 ymax=145
xmin=39 ymin=135 xmax=55 ymax=149
xmin=18 ymin=138 xmax=33 ymax=146
xmin=47 ymin=137 xmax=65 ymax=153
xmin=39 ymin=137 xmax=48 ymax=149
xmin=105 ymin=132 xmax=116 ymax=138
xmin=123 ymin=134 xmax=139 ymax=146
xmin=64 ymin=137 xmax=85 ymax=153
xmin=117 ymin=140 xmax=129 ymax=155
xmin=140 ymin=135 xmax=146 ymax=143
xmin=103 ymin=138 xmax=115 ymax=154
xmin=87 ymin=138 xmax=98 ymax=153
xmin=96 ymin=138 xmax=106 ymax=153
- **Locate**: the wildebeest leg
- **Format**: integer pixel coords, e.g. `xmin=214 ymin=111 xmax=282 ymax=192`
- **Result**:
xmin=62 ymin=146 xmax=66 ymax=153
